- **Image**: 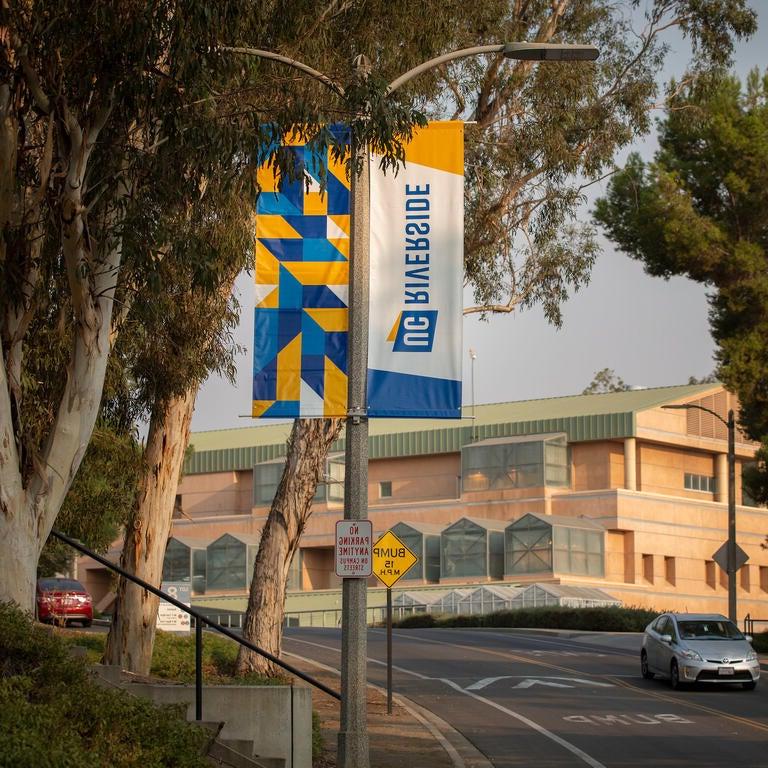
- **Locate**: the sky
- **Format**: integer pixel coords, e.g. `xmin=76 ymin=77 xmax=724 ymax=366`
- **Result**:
xmin=190 ymin=8 xmax=767 ymax=434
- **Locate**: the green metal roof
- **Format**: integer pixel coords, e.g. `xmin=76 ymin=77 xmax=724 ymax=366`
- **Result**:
xmin=184 ymin=383 xmax=719 ymax=475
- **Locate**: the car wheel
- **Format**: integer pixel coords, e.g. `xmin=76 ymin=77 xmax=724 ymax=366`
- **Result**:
xmin=742 ymin=680 xmax=757 ymax=691
xmin=641 ymin=651 xmax=654 ymax=680
xmin=670 ymin=660 xmax=683 ymax=690
xmin=82 ymin=619 xmax=92 ymax=628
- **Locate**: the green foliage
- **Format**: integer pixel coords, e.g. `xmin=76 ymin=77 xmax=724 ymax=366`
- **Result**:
xmin=595 ymin=68 xmax=768 ymax=501
xmin=39 ymin=423 xmax=142 ymax=577
xmin=750 ymin=631 xmax=768 ymax=653
xmin=582 ymin=368 xmax=629 ymax=394
xmin=312 ymin=709 xmax=325 ymax=763
xmin=55 ymin=626 xmax=326 ymax=761
xmin=0 ymin=603 xmax=210 ymax=768
xmin=394 ymin=605 xmax=659 ymax=632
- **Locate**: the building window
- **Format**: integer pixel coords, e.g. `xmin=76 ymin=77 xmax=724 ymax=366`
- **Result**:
xmin=684 ymin=473 xmax=717 ymax=494
xmin=706 ymin=560 xmax=717 ymax=589
xmin=461 ymin=434 xmax=570 ymax=493
xmin=760 ymin=566 xmax=768 ymax=593
xmin=379 ymin=481 xmax=392 ymax=498
xmin=664 ymin=556 xmax=676 ymax=586
xmin=642 ymin=554 xmax=654 ymax=584
xmin=740 ymin=565 xmax=751 ymax=592
xmin=719 ymin=566 xmax=728 ymax=590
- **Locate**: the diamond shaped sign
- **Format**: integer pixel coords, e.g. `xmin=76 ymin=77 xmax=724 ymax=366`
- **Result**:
xmin=712 ymin=541 xmax=749 ymax=573
xmin=372 ymin=530 xmax=418 ymax=588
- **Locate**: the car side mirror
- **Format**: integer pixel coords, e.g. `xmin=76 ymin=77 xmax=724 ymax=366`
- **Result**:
xmin=660 ymin=633 xmax=672 ymax=644
xmin=745 ymin=634 xmax=753 ymax=643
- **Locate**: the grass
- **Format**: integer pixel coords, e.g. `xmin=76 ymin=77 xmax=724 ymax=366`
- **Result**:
xmin=60 ymin=627 xmax=289 ymax=685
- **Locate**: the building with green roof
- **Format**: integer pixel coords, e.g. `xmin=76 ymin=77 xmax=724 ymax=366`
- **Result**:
xmin=80 ymin=383 xmax=767 ymax=618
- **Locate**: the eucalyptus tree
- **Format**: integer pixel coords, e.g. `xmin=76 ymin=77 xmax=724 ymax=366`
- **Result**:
xmin=103 ymin=185 xmax=250 ymax=674
xmin=235 ymin=0 xmax=756 ymax=677
xmin=0 ymin=0 xmax=305 ymax=610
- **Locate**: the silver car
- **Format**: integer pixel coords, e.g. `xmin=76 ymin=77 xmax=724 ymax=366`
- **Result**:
xmin=641 ymin=613 xmax=760 ymax=690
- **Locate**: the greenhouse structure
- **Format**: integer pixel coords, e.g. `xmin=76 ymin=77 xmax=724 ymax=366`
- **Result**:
xmin=441 ymin=517 xmax=506 ymax=582
xmin=505 ymin=513 xmax=605 ymax=579
xmin=162 ymin=536 xmax=210 ymax=595
xmin=455 ymin=585 xmax=523 ymax=615
xmin=391 ymin=521 xmax=442 ymax=583
xmin=205 ymin=532 xmax=260 ymax=592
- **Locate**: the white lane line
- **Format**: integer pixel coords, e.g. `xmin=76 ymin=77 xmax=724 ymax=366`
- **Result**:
xmin=284 ymin=635 xmax=608 ymax=768
xmin=440 ymin=678 xmax=607 ymax=768
xmin=287 ymin=635 xmax=431 ymax=679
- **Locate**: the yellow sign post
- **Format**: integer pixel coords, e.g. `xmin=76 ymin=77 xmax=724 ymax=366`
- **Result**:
xmin=372 ymin=530 xmax=419 ymax=713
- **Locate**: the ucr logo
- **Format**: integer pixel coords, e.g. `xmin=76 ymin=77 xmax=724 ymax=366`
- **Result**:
xmin=387 ymin=310 xmax=438 ymax=352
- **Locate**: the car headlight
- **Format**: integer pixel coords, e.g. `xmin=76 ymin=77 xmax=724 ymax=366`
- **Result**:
xmin=679 ymin=648 xmax=702 ymax=661
xmin=746 ymin=650 xmax=758 ymax=662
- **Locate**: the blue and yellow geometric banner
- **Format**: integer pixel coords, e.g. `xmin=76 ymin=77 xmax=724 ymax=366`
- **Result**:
xmin=252 ymin=127 xmax=350 ymax=417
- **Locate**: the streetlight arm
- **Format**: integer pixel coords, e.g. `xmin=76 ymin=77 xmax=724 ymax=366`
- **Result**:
xmin=387 ymin=42 xmax=598 ymax=94
xmin=219 ymin=46 xmax=345 ymax=97
xmin=662 ymin=403 xmax=728 ymax=427
xmin=387 ymin=44 xmax=506 ymax=93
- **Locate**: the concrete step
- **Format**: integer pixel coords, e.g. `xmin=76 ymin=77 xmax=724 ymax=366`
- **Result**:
xmin=194 ymin=721 xmax=285 ymax=768
xmin=206 ymin=738 xmax=285 ymax=768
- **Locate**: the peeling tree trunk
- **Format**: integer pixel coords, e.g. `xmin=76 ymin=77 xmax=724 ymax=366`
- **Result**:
xmin=236 ymin=417 xmax=343 ymax=676
xmin=103 ymin=388 xmax=196 ymax=675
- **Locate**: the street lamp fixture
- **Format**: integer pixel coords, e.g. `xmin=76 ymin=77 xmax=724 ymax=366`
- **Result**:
xmin=224 ymin=40 xmax=600 ymax=768
xmin=503 ymin=42 xmax=600 ymax=61
xmin=663 ymin=403 xmax=737 ymax=622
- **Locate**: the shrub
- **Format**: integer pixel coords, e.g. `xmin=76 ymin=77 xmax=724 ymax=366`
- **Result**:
xmin=395 ymin=612 xmax=437 ymax=628
xmin=0 ymin=602 xmax=210 ymax=768
xmin=393 ymin=605 xmax=659 ymax=632
xmin=750 ymin=631 xmax=768 ymax=654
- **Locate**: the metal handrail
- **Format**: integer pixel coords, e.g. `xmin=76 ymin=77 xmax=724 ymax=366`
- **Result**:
xmin=743 ymin=614 xmax=768 ymax=636
xmin=51 ymin=529 xmax=341 ymax=720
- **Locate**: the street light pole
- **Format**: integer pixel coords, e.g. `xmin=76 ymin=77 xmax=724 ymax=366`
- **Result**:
xmin=225 ymin=40 xmax=599 ymax=768
xmin=727 ymin=407 xmax=736 ymax=623
xmin=663 ymin=403 xmax=738 ymax=622
xmin=338 ymin=89 xmax=371 ymax=768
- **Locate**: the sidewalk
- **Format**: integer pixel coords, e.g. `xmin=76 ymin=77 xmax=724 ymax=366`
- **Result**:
xmin=286 ymin=657 xmax=490 ymax=768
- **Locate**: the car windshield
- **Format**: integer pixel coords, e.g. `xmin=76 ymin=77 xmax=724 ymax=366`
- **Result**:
xmin=38 ymin=578 xmax=85 ymax=592
xmin=677 ymin=620 xmax=744 ymax=640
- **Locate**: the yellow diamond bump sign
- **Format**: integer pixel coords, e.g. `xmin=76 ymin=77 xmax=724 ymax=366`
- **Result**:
xmin=372 ymin=530 xmax=418 ymax=588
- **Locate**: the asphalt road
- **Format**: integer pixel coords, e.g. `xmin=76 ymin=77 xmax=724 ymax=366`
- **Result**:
xmin=282 ymin=627 xmax=768 ymax=768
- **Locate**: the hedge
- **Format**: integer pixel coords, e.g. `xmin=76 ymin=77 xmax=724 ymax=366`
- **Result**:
xmin=393 ymin=605 xmax=659 ymax=631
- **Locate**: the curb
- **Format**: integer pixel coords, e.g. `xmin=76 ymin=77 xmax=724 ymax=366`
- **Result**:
xmin=282 ymin=649 xmax=492 ymax=768
xmin=393 ymin=691 xmax=494 ymax=768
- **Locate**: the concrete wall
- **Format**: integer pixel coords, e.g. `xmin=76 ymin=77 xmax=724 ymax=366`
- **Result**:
xmin=127 ymin=683 xmax=312 ymax=768
xmin=177 ymin=470 xmax=253 ymax=518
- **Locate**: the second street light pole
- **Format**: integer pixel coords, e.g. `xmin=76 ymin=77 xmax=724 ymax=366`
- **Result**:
xmin=727 ymin=408 xmax=736 ymax=623
xmin=664 ymin=403 xmax=738 ymax=622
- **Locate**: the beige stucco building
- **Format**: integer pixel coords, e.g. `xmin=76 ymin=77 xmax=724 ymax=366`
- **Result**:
xmin=81 ymin=383 xmax=768 ymax=619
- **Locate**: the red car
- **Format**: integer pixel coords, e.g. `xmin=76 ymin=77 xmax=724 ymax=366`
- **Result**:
xmin=36 ymin=578 xmax=93 ymax=627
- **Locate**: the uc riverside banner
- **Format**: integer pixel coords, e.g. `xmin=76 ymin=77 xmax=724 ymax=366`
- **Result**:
xmin=252 ymin=128 xmax=350 ymax=418
xmin=368 ymin=121 xmax=464 ymax=418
